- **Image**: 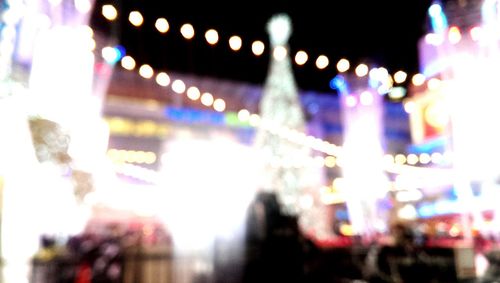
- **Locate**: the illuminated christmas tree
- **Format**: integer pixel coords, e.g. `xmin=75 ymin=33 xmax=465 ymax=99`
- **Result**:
xmin=254 ymin=14 xmax=328 ymax=237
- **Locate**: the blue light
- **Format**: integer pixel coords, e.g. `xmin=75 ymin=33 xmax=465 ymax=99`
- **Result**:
xmin=330 ymin=75 xmax=349 ymax=94
xmin=428 ymin=2 xmax=448 ymax=34
xmin=115 ymin=45 xmax=126 ymax=58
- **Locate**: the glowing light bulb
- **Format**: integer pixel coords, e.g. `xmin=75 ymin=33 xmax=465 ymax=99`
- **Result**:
xmin=238 ymin=109 xmax=250 ymax=121
xmin=181 ymin=24 xmax=195 ymax=40
xmin=336 ymin=58 xmax=350 ymax=72
xmin=252 ymin=41 xmax=265 ymax=56
xmin=205 ymin=29 xmax=219 ymax=45
xmin=172 ymin=80 xmax=186 ymax=93
xmin=155 ymin=18 xmax=169 ymax=33
xmin=229 ymin=36 xmax=242 ymax=51
xmin=295 ymin=51 xmax=308 ymax=65
xmin=316 ymin=55 xmax=329 ymax=70
xmin=412 ymin=73 xmax=426 ymax=86
xmin=394 ymin=70 xmax=407 ymax=84
xmin=121 ymin=56 xmax=136 ymax=70
xmin=156 ymin=72 xmax=170 ymax=87
xmin=355 ymin=64 xmax=368 ymax=77
xmin=187 ymin=86 xmax=201 ymax=100
xmin=213 ymin=98 xmax=226 ymax=112
xmin=201 ymin=92 xmax=214 ymax=106
xmin=102 ymin=5 xmax=118 ymax=21
xmin=129 ymin=11 xmax=144 ymax=27
xmin=139 ymin=64 xmax=154 ymax=79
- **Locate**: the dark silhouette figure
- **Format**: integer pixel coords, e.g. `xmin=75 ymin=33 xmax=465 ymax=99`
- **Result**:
xmin=242 ymin=191 xmax=307 ymax=283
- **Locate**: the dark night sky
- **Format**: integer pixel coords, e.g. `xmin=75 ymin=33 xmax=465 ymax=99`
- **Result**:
xmin=91 ymin=0 xmax=434 ymax=93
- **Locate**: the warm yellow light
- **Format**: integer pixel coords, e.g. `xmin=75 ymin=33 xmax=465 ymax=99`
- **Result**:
xmin=324 ymin=156 xmax=336 ymax=168
xmin=155 ymin=72 xmax=170 ymax=87
xmin=336 ymin=58 xmax=350 ymax=73
xmin=355 ymin=63 xmax=368 ymax=77
xmin=181 ymin=23 xmax=195 ymax=40
xmin=205 ymin=29 xmax=219 ymax=45
xmin=252 ymin=40 xmax=265 ymax=56
xmin=139 ymin=64 xmax=154 ymax=79
xmin=201 ymin=92 xmax=214 ymax=106
xmin=129 ymin=11 xmax=144 ymax=27
xmin=229 ymin=35 xmax=242 ymax=51
xmin=294 ymin=50 xmax=308 ymax=65
xmin=315 ymin=55 xmax=329 ymax=70
xmin=213 ymin=98 xmax=226 ymax=112
xmin=393 ymin=70 xmax=407 ymax=84
xmin=155 ymin=18 xmax=169 ymax=33
xmin=273 ymin=46 xmax=287 ymax=61
xmin=448 ymin=26 xmax=461 ymax=44
xmin=238 ymin=109 xmax=250 ymax=121
xmin=102 ymin=4 xmax=117 ymax=21
xmin=407 ymin=154 xmax=419 ymax=165
xmin=411 ymin=73 xmax=426 ymax=86
xmin=395 ymin=154 xmax=407 ymax=164
xmin=172 ymin=80 xmax=186 ymax=94
xmin=186 ymin=86 xmax=201 ymax=100
xmin=121 ymin=56 xmax=136 ymax=70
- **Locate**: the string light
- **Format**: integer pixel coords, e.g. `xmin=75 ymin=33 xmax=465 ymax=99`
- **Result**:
xmin=129 ymin=11 xmax=144 ymax=27
xmin=155 ymin=18 xmax=170 ymax=33
xmin=315 ymin=55 xmax=329 ymax=70
xmin=119 ymin=53 xmax=451 ymax=171
xmin=180 ymin=23 xmax=195 ymax=39
xmin=109 ymin=6 xmax=452 ymax=95
xmin=295 ymin=51 xmax=308 ymax=65
xmin=205 ymin=29 xmax=219 ymax=45
xmin=102 ymin=4 xmax=118 ymax=21
xmin=229 ymin=36 xmax=242 ymax=51
xmin=252 ymin=40 xmax=265 ymax=56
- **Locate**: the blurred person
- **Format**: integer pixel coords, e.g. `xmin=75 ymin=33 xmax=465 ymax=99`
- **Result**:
xmin=242 ymin=191 xmax=307 ymax=283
